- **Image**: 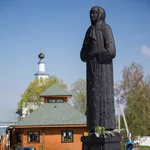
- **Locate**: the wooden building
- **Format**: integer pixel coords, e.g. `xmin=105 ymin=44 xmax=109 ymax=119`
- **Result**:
xmin=9 ymin=84 xmax=86 ymax=150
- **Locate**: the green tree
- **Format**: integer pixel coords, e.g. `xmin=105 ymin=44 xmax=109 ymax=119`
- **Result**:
xmin=124 ymin=83 xmax=150 ymax=138
xmin=18 ymin=76 xmax=67 ymax=118
xmin=122 ymin=62 xmax=144 ymax=93
xmin=70 ymin=79 xmax=86 ymax=114
xmin=119 ymin=63 xmax=150 ymax=140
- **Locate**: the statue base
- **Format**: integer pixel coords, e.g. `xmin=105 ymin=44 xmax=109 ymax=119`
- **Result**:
xmin=81 ymin=132 xmax=122 ymax=150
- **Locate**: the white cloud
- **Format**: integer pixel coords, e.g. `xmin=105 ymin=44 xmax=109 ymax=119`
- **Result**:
xmin=141 ymin=45 xmax=150 ymax=58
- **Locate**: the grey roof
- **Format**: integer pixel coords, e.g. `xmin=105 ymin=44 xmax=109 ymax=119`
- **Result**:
xmin=15 ymin=103 xmax=86 ymax=126
xmin=40 ymin=84 xmax=71 ymax=97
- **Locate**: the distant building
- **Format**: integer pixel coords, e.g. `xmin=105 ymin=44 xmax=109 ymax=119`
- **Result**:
xmin=8 ymin=84 xmax=86 ymax=150
xmin=21 ymin=51 xmax=50 ymax=118
xmin=134 ymin=136 xmax=150 ymax=146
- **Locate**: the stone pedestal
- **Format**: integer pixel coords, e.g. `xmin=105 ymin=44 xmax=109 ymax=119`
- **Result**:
xmin=81 ymin=133 xmax=122 ymax=150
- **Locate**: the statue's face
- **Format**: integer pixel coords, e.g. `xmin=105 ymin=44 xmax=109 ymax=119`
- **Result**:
xmin=90 ymin=8 xmax=98 ymax=24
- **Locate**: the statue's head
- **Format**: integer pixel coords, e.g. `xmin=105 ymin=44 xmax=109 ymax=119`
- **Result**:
xmin=90 ymin=6 xmax=106 ymax=25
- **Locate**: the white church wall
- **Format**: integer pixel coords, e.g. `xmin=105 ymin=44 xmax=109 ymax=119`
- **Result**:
xmin=22 ymin=102 xmax=43 ymax=118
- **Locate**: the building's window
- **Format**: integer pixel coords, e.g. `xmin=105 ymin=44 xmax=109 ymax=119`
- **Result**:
xmin=56 ymin=99 xmax=64 ymax=103
xmin=48 ymin=99 xmax=56 ymax=103
xmin=16 ymin=132 xmax=22 ymax=144
xmin=28 ymin=131 xmax=40 ymax=143
xmin=61 ymin=131 xmax=73 ymax=143
xmin=48 ymin=98 xmax=64 ymax=103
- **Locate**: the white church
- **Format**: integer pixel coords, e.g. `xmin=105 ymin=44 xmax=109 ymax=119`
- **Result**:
xmin=21 ymin=51 xmax=50 ymax=118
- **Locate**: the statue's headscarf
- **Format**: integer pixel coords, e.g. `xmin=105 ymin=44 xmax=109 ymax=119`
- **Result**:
xmin=90 ymin=6 xmax=106 ymax=24
xmin=89 ymin=6 xmax=106 ymax=40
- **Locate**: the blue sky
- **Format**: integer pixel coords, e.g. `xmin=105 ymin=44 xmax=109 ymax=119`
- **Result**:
xmin=0 ymin=0 xmax=150 ymax=120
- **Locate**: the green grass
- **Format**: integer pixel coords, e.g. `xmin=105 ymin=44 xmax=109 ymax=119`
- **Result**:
xmin=140 ymin=145 xmax=150 ymax=148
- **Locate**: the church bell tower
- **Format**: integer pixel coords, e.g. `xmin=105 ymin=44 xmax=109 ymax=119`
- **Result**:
xmin=34 ymin=50 xmax=50 ymax=79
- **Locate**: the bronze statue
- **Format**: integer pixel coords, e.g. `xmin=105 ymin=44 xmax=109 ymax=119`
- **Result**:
xmin=80 ymin=6 xmax=116 ymax=132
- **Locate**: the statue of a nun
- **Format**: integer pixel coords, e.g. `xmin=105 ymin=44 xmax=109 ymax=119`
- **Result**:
xmin=80 ymin=6 xmax=116 ymax=132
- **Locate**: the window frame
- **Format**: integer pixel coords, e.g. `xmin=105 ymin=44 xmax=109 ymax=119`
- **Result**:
xmin=56 ymin=98 xmax=64 ymax=103
xmin=61 ymin=130 xmax=74 ymax=143
xmin=27 ymin=131 xmax=40 ymax=143
xmin=48 ymin=98 xmax=64 ymax=103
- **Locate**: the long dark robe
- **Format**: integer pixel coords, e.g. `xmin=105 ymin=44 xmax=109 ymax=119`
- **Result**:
xmin=80 ymin=23 xmax=116 ymax=131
